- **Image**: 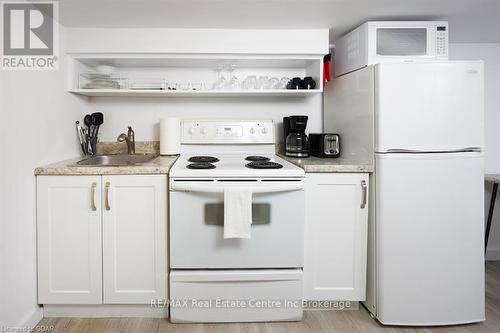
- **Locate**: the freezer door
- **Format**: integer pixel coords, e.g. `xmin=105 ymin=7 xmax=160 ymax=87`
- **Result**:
xmin=375 ymin=152 xmax=485 ymax=325
xmin=375 ymin=62 xmax=484 ymax=152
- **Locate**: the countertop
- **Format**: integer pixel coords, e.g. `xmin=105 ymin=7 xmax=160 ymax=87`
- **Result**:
xmin=35 ymin=154 xmax=373 ymax=176
xmin=34 ymin=155 xmax=179 ymax=176
xmin=279 ymin=155 xmax=374 ymax=173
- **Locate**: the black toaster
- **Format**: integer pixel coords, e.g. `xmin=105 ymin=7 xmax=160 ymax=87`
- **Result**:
xmin=309 ymin=134 xmax=340 ymax=158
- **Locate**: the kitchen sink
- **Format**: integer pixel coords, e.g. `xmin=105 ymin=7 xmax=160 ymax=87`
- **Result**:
xmin=76 ymin=154 xmax=158 ymax=166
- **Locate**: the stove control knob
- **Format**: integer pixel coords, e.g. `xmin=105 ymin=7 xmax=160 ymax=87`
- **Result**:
xmin=188 ymin=127 xmax=195 ymax=135
xmin=249 ymin=128 xmax=255 ymax=134
xmin=201 ymin=127 xmax=208 ymax=135
xmin=262 ymin=127 xmax=268 ymax=134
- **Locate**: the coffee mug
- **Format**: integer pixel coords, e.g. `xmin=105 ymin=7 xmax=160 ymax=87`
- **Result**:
xmin=303 ymin=77 xmax=316 ymax=90
xmin=287 ymin=77 xmax=303 ymax=90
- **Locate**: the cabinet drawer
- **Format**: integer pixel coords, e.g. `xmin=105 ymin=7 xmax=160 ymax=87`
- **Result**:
xmin=170 ymin=269 xmax=303 ymax=323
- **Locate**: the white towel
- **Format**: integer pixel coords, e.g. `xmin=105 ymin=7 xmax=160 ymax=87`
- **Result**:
xmin=224 ymin=188 xmax=253 ymax=239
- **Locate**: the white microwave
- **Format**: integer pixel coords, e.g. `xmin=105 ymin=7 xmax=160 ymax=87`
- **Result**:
xmin=334 ymin=21 xmax=449 ymax=77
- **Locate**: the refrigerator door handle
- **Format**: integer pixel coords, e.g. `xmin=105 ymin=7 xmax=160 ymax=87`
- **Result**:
xmin=360 ymin=180 xmax=367 ymax=209
xmin=384 ymin=147 xmax=482 ymax=154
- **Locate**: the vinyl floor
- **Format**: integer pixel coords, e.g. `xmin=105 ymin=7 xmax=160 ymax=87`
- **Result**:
xmin=34 ymin=262 xmax=500 ymax=333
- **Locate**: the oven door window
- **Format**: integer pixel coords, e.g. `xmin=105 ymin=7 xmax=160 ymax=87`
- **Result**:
xmin=205 ymin=203 xmax=270 ymax=226
xmin=376 ymin=28 xmax=427 ymax=56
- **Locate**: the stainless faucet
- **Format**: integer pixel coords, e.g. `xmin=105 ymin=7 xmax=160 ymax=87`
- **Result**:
xmin=117 ymin=126 xmax=135 ymax=154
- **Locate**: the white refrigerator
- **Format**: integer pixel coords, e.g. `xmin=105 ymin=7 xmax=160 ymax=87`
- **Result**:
xmin=325 ymin=61 xmax=485 ymax=326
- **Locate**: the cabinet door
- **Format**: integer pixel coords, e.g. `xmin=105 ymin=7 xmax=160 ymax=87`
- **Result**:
xmin=303 ymin=173 xmax=369 ymax=301
xmin=37 ymin=176 xmax=102 ymax=304
xmin=102 ymin=175 xmax=167 ymax=304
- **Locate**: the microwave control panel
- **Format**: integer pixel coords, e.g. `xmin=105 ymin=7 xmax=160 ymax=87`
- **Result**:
xmin=436 ymin=26 xmax=448 ymax=56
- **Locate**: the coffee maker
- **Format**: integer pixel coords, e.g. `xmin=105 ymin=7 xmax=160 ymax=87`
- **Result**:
xmin=283 ymin=116 xmax=310 ymax=158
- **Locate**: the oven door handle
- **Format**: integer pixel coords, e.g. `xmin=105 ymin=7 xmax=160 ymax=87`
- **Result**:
xmin=170 ymin=182 xmax=304 ymax=193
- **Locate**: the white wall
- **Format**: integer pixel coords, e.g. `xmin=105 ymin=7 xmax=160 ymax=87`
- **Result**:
xmin=0 ymin=26 xmax=86 ymax=328
xmin=450 ymin=43 xmax=500 ymax=260
xmin=89 ymin=96 xmax=322 ymax=143
xmin=66 ymin=28 xmax=328 ymax=55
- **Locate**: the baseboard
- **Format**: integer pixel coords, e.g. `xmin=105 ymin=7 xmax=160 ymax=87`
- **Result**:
xmin=43 ymin=305 xmax=168 ymax=318
xmin=19 ymin=306 xmax=43 ymax=329
xmin=486 ymin=247 xmax=500 ymax=261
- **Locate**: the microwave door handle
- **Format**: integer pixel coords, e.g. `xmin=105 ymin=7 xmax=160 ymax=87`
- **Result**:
xmin=170 ymin=182 xmax=304 ymax=193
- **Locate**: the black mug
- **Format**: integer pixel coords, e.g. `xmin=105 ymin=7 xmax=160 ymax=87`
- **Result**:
xmin=303 ymin=77 xmax=316 ymax=90
xmin=287 ymin=77 xmax=303 ymax=90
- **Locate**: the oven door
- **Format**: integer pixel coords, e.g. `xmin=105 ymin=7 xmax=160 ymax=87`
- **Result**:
xmin=169 ymin=178 xmax=305 ymax=269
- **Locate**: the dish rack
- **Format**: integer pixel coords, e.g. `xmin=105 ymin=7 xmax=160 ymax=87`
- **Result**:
xmin=79 ymin=72 xmax=127 ymax=90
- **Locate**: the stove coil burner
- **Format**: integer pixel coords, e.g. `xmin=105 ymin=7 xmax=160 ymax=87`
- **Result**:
xmin=187 ymin=163 xmax=216 ymax=169
xmin=245 ymin=156 xmax=271 ymax=162
xmin=188 ymin=156 xmax=220 ymax=163
xmin=246 ymin=161 xmax=283 ymax=169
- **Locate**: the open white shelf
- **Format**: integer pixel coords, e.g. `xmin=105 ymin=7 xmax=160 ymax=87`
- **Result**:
xmin=67 ymin=54 xmax=324 ymax=98
xmin=68 ymin=89 xmax=321 ymax=97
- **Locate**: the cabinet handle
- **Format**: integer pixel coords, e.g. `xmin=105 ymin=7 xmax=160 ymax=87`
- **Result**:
xmin=105 ymin=182 xmax=111 ymax=211
xmin=90 ymin=182 xmax=97 ymax=211
xmin=360 ymin=180 xmax=367 ymax=209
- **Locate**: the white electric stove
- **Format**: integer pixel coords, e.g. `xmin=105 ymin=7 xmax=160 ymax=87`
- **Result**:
xmin=169 ymin=119 xmax=305 ymax=323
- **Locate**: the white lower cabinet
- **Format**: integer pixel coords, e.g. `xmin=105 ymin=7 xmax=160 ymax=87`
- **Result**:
xmin=37 ymin=176 xmax=103 ymax=304
xmin=303 ymin=173 xmax=369 ymax=301
xmin=37 ymin=175 xmax=167 ymax=305
xmin=102 ymin=175 xmax=167 ymax=304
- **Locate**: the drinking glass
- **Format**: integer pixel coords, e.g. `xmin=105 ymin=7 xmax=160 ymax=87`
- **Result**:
xmin=212 ymin=65 xmax=226 ymax=90
xmin=224 ymin=65 xmax=240 ymax=90
xmin=191 ymin=83 xmax=205 ymax=91
xmin=265 ymin=77 xmax=279 ymax=90
xmin=278 ymin=77 xmax=291 ymax=89
xmin=175 ymin=83 xmax=192 ymax=91
xmin=242 ymin=75 xmax=257 ymax=90
xmin=256 ymin=76 xmax=269 ymax=90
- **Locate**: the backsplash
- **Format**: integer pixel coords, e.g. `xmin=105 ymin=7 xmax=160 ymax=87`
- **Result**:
xmin=97 ymin=141 xmax=286 ymax=155
xmin=97 ymin=141 xmax=160 ymax=155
